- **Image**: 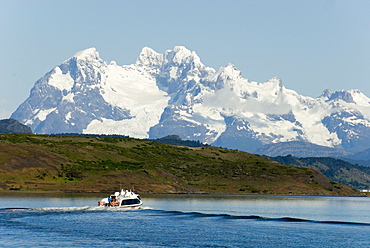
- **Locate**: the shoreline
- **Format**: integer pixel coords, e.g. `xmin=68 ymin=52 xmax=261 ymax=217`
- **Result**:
xmin=0 ymin=190 xmax=366 ymax=198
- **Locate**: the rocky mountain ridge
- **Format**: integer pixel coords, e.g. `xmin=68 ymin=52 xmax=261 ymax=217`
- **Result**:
xmin=0 ymin=119 xmax=32 ymax=134
xmin=11 ymin=46 xmax=370 ymax=155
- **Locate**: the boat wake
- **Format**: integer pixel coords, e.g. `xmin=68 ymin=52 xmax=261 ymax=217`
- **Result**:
xmin=3 ymin=205 xmax=151 ymax=213
xmin=146 ymin=209 xmax=370 ymax=226
xmin=2 ymin=207 xmax=368 ymax=226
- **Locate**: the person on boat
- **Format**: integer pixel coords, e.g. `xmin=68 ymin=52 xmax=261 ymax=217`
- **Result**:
xmin=111 ymin=197 xmax=118 ymax=206
xmin=107 ymin=196 xmax=111 ymax=206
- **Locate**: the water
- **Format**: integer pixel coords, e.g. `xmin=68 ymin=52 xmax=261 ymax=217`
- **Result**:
xmin=1 ymin=192 xmax=370 ymax=247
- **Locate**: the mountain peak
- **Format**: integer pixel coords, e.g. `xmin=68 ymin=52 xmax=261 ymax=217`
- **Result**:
xmin=267 ymin=77 xmax=283 ymax=87
xmin=347 ymin=89 xmax=370 ymax=106
xmin=72 ymin=47 xmax=100 ymax=61
xmin=320 ymin=89 xmax=333 ymax=99
xmin=262 ymin=77 xmax=284 ymax=93
xmin=173 ymin=46 xmax=193 ymax=56
xmin=320 ymin=89 xmax=370 ymax=106
xmin=165 ymin=46 xmax=202 ymax=66
xmin=215 ymin=63 xmax=242 ymax=80
xmin=136 ymin=47 xmax=163 ymax=67
xmin=322 ymin=90 xmax=355 ymax=103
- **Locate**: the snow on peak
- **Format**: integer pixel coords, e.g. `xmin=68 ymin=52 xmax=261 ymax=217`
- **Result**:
xmin=256 ymin=77 xmax=284 ymax=96
xmin=266 ymin=77 xmax=283 ymax=87
xmin=322 ymin=90 xmax=355 ymax=103
xmin=320 ymin=89 xmax=333 ymax=100
xmin=320 ymin=89 xmax=370 ymax=105
xmin=347 ymin=89 xmax=370 ymax=106
xmin=172 ymin=46 xmax=193 ymax=57
xmin=219 ymin=63 xmax=241 ymax=78
xmin=165 ymin=46 xmax=202 ymax=66
xmin=136 ymin=47 xmax=163 ymax=67
xmin=47 ymin=66 xmax=74 ymax=91
xmin=73 ymin=47 xmax=100 ymax=61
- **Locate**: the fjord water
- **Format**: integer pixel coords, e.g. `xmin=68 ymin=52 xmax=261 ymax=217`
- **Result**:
xmin=1 ymin=193 xmax=369 ymax=247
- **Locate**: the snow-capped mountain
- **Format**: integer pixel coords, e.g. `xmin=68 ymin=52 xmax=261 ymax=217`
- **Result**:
xmin=11 ymin=46 xmax=370 ymax=154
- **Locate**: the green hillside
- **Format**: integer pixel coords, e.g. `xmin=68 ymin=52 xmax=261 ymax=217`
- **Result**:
xmin=268 ymin=155 xmax=370 ymax=190
xmin=0 ymin=133 xmax=360 ymax=196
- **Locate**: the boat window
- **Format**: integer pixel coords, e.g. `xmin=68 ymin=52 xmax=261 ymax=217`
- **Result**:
xmin=121 ymin=199 xmax=141 ymax=205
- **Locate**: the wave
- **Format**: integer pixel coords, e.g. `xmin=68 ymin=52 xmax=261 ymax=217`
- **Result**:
xmin=147 ymin=209 xmax=370 ymax=226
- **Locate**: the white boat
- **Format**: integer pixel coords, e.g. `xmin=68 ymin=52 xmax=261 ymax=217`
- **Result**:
xmin=98 ymin=189 xmax=142 ymax=208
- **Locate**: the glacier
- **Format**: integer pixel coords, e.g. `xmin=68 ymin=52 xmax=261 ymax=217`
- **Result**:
xmin=11 ymin=46 xmax=370 ymax=154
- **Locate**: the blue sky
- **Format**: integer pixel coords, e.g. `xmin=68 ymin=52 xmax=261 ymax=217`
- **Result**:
xmin=1 ymin=0 xmax=370 ymax=119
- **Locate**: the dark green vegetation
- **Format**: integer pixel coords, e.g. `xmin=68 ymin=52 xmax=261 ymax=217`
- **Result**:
xmin=150 ymin=134 xmax=206 ymax=147
xmin=0 ymin=133 xmax=359 ymax=196
xmin=269 ymin=155 xmax=370 ymax=190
